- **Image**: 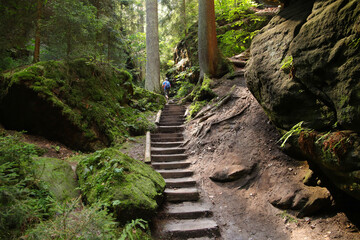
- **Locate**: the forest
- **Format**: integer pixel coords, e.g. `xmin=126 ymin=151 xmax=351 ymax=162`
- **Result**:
xmin=1 ymin=0 xmax=360 ymax=239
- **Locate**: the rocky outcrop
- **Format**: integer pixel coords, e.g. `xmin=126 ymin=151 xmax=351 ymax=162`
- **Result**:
xmin=0 ymin=59 xmax=165 ymax=151
xmin=246 ymin=0 xmax=360 ymax=199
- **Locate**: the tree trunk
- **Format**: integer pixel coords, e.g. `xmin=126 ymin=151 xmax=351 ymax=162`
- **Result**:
xmin=181 ymin=0 xmax=187 ymax=37
xmin=198 ymin=0 xmax=220 ymax=77
xmin=33 ymin=0 xmax=42 ymax=63
xmin=145 ymin=0 xmax=160 ymax=93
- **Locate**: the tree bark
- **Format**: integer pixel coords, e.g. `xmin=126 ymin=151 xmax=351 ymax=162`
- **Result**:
xmin=181 ymin=0 xmax=187 ymax=37
xmin=198 ymin=0 xmax=220 ymax=77
xmin=33 ymin=0 xmax=42 ymax=63
xmin=145 ymin=0 xmax=160 ymax=93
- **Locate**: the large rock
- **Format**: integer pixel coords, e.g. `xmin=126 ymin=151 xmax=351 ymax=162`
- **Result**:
xmin=246 ymin=0 xmax=360 ymax=199
xmin=76 ymin=148 xmax=166 ymax=223
xmin=269 ymin=184 xmax=333 ymax=217
xmin=0 ymin=59 xmax=165 ymax=151
xmin=33 ymin=157 xmax=80 ymax=202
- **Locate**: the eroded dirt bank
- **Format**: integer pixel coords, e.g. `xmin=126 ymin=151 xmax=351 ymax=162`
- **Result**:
xmin=183 ymin=71 xmax=360 ymax=240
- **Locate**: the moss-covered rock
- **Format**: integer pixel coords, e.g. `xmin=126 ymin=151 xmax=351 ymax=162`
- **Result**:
xmin=0 ymin=59 xmax=164 ymax=151
xmin=33 ymin=157 xmax=79 ymax=202
xmin=75 ymin=148 xmax=165 ymax=223
xmin=246 ymin=0 xmax=360 ymax=199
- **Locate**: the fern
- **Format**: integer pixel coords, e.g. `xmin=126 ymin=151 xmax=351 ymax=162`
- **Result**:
xmin=278 ymin=121 xmax=304 ymax=148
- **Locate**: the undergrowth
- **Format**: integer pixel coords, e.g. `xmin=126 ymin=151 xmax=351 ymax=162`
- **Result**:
xmin=0 ymin=133 xmax=53 ymax=239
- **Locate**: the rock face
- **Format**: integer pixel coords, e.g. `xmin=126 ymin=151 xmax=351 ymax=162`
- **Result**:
xmin=246 ymin=0 xmax=360 ymax=199
xmin=76 ymin=148 xmax=166 ymax=223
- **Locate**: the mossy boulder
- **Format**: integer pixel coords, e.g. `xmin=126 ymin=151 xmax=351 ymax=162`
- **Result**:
xmin=75 ymin=148 xmax=165 ymax=223
xmin=33 ymin=157 xmax=79 ymax=202
xmin=0 ymin=59 xmax=164 ymax=151
xmin=246 ymin=0 xmax=360 ymax=199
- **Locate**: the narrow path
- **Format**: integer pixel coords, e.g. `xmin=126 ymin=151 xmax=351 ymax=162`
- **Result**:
xmin=151 ymin=103 xmax=220 ymax=239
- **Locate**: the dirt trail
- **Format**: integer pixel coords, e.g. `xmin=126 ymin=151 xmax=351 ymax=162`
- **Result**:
xmin=182 ymin=70 xmax=360 ymax=240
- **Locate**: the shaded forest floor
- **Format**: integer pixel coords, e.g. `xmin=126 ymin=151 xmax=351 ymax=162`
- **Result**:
xmin=11 ymin=70 xmax=360 ymax=240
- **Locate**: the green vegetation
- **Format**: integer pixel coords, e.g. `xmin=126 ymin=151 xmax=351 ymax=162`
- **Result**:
xmin=76 ymin=147 xmax=166 ymax=223
xmin=25 ymin=198 xmax=120 ymax=240
xmin=215 ymin=0 xmax=268 ymax=57
xmin=0 ymin=133 xmax=53 ymax=239
xmin=278 ymin=121 xmax=304 ymax=148
xmin=119 ymin=219 xmax=152 ymax=240
xmin=1 ymin=59 xmax=164 ymax=150
xmin=277 ymin=210 xmax=298 ymax=223
xmin=280 ymin=55 xmax=294 ymax=74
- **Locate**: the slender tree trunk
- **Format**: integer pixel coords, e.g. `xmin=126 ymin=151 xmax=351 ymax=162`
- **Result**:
xmin=198 ymin=0 xmax=220 ymax=77
xmin=145 ymin=0 xmax=160 ymax=93
xmin=138 ymin=2 xmax=145 ymax=81
xmin=181 ymin=0 xmax=187 ymax=37
xmin=33 ymin=0 xmax=42 ymax=63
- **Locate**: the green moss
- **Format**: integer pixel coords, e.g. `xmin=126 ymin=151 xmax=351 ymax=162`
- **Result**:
xmin=1 ymin=59 xmax=163 ymax=151
xmin=33 ymin=157 xmax=80 ymax=202
xmin=192 ymin=75 xmax=217 ymax=102
xmin=75 ymin=148 xmax=165 ymax=223
xmin=188 ymin=100 xmax=207 ymax=120
xmin=176 ymin=81 xmax=195 ymax=99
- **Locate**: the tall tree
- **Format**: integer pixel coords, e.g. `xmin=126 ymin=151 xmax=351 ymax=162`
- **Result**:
xmin=33 ymin=0 xmax=43 ymax=63
xmin=181 ymin=0 xmax=187 ymax=37
xmin=145 ymin=0 xmax=160 ymax=92
xmin=198 ymin=0 xmax=221 ymax=77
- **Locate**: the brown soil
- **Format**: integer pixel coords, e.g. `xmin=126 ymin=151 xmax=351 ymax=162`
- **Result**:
xmin=181 ymin=71 xmax=360 ymax=240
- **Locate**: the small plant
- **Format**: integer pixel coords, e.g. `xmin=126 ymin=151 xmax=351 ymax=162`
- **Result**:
xmin=278 ymin=121 xmax=304 ymax=148
xmin=25 ymin=198 xmax=120 ymax=239
xmin=280 ymin=56 xmax=293 ymax=74
xmin=119 ymin=219 xmax=151 ymax=240
xmin=277 ymin=210 xmax=298 ymax=223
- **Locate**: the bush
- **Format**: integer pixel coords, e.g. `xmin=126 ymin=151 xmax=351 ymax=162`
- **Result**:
xmin=25 ymin=198 xmax=120 ymax=240
xmin=0 ymin=133 xmax=53 ymax=239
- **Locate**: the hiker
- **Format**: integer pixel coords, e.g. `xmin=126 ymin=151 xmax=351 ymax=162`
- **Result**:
xmin=162 ymin=78 xmax=171 ymax=100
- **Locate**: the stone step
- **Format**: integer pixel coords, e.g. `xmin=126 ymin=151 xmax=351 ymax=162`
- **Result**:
xmin=157 ymin=169 xmax=193 ymax=178
xmin=151 ymin=141 xmax=184 ymax=148
xmin=163 ymin=202 xmax=212 ymax=219
xmin=165 ymin=187 xmax=199 ymax=202
xmin=157 ymin=126 xmax=184 ymax=133
xmin=162 ymin=219 xmax=219 ymax=238
xmin=165 ymin=177 xmax=196 ymax=188
xmin=152 ymin=161 xmax=191 ymax=170
xmin=151 ymin=133 xmax=183 ymax=138
xmin=151 ymin=137 xmax=184 ymax=142
xmin=160 ymin=115 xmax=185 ymax=119
xmin=151 ymin=154 xmax=188 ymax=162
xmin=151 ymin=147 xmax=186 ymax=155
xmin=158 ymin=121 xmax=184 ymax=126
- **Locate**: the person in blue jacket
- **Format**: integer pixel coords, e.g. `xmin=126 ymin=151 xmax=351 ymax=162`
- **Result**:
xmin=162 ymin=78 xmax=171 ymax=100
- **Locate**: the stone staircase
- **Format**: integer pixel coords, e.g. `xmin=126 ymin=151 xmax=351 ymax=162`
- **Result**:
xmin=151 ymin=104 xmax=220 ymax=239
